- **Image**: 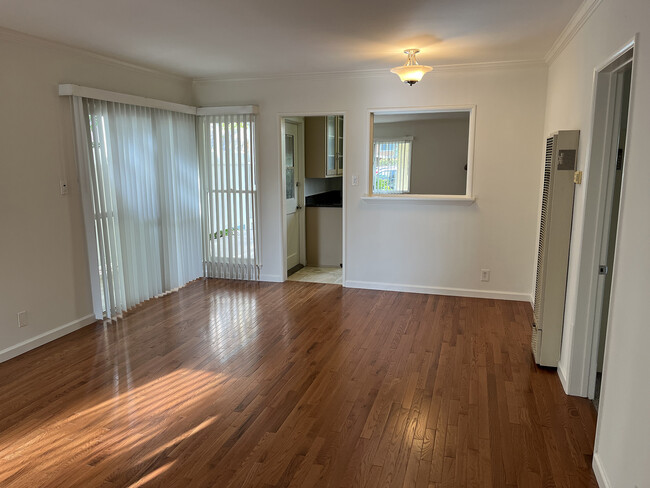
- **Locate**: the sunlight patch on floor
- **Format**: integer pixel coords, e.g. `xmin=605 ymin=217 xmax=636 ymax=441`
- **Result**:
xmin=128 ymin=460 xmax=176 ymax=487
xmin=0 ymin=368 xmax=227 ymax=485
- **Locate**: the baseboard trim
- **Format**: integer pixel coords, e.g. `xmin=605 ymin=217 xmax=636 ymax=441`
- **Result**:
xmin=260 ymin=274 xmax=284 ymax=283
xmin=344 ymin=280 xmax=531 ymax=302
xmin=592 ymin=452 xmax=611 ymax=488
xmin=0 ymin=314 xmax=97 ymax=364
xmin=557 ymin=361 xmax=570 ymax=394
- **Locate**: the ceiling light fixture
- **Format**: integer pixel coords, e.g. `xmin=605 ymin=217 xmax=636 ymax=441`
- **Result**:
xmin=390 ymin=49 xmax=433 ymax=86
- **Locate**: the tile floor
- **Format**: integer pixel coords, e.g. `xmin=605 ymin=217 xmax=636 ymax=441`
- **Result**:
xmin=287 ymin=266 xmax=342 ymax=284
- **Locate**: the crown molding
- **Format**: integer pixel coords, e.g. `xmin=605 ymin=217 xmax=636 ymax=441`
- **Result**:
xmin=192 ymin=59 xmax=546 ymax=85
xmin=433 ymin=59 xmax=546 ymax=71
xmin=192 ymin=68 xmax=391 ymax=84
xmin=545 ymin=0 xmax=603 ymax=64
xmin=0 ymin=26 xmax=190 ymax=82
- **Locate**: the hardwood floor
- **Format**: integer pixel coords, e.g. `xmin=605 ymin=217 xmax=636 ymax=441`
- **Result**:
xmin=0 ymin=279 xmax=599 ymax=487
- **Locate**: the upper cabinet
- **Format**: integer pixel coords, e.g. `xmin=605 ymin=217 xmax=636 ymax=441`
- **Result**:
xmin=305 ymin=115 xmax=344 ymax=178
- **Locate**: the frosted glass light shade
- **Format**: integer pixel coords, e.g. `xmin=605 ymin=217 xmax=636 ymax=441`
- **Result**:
xmin=390 ymin=49 xmax=433 ymax=86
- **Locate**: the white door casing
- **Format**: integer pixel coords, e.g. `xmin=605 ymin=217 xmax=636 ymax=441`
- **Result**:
xmin=587 ymin=64 xmax=631 ymax=399
xmin=560 ymin=38 xmax=635 ymax=399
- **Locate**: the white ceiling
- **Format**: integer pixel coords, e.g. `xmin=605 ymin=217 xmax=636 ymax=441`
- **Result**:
xmin=0 ymin=0 xmax=583 ymax=79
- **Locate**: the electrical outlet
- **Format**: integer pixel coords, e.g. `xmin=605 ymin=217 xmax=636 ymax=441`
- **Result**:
xmin=481 ymin=269 xmax=490 ymax=282
xmin=60 ymin=179 xmax=69 ymax=195
xmin=17 ymin=311 xmax=28 ymax=328
xmin=351 ymin=175 xmax=359 ymax=186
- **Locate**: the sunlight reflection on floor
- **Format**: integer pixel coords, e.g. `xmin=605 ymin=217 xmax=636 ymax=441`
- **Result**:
xmin=0 ymin=368 xmax=226 ymax=486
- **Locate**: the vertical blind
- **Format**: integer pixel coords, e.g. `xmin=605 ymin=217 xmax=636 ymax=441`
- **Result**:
xmin=72 ymin=97 xmax=202 ymax=319
xmin=198 ymin=115 xmax=260 ymax=280
xmin=372 ymin=137 xmax=413 ymax=194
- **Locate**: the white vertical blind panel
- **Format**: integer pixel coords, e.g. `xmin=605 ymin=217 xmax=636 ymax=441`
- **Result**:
xmin=73 ymin=97 xmax=202 ymax=319
xmin=198 ymin=114 xmax=260 ymax=280
xmin=71 ymin=97 xmax=104 ymax=318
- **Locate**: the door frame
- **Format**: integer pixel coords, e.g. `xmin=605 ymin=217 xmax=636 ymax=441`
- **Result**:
xmin=561 ymin=37 xmax=637 ymax=398
xmin=586 ymin=59 xmax=631 ymax=400
xmin=278 ymin=111 xmax=347 ymax=282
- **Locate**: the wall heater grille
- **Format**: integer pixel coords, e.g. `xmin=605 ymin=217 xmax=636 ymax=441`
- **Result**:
xmin=532 ymin=130 xmax=579 ymax=367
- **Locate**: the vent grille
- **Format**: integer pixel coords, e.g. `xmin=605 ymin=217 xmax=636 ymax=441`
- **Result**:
xmin=533 ymin=136 xmax=555 ymax=327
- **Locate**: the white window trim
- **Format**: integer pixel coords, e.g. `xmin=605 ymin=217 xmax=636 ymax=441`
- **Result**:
xmin=365 ymin=105 xmax=477 ymax=202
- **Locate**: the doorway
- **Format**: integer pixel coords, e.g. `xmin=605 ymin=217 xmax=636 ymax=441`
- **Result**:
xmin=280 ymin=114 xmax=344 ymax=284
xmin=585 ymin=48 xmax=634 ymax=408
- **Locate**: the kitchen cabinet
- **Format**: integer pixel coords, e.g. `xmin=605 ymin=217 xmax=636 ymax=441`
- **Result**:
xmin=306 ymin=207 xmax=342 ymax=267
xmin=305 ymin=116 xmax=344 ymax=178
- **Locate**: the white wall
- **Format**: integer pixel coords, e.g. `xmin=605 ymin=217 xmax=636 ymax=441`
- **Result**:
xmin=373 ymin=117 xmax=469 ymax=195
xmin=543 ymin=0 xmax=650 ymax=486
xmin=194 ymin=64 xmax=548 ymax=298
xmin=0 ymin=29 xmax=193 ymax=361
xmin=304 ymin=177 xmax=342 ymax=197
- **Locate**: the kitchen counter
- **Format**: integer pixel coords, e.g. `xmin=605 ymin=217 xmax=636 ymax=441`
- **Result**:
xmin=305 ymin=190 xmax=342 ymax=208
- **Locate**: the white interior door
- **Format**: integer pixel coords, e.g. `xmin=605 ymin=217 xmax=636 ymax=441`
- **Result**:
xmin=284 ymin=121 xmax=301 ymax=271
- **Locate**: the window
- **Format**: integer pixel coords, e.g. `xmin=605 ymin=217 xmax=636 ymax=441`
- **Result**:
xmin=372 ymin=137 xmax=413 ymax=194
xmin=199 ymin=114 xmax=260 ymax=280
xmin=285 ymin=133 xmax=295 ymax=199
xmin=76 ymin=98 xmax=202 ymax=319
